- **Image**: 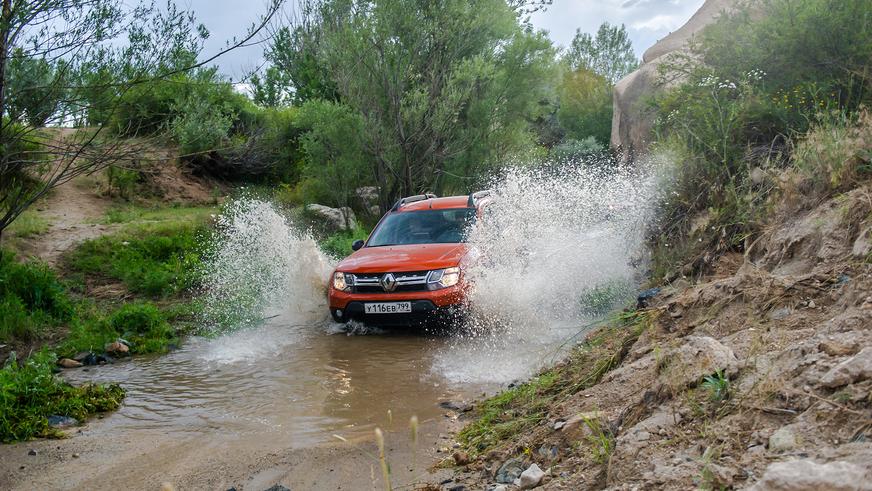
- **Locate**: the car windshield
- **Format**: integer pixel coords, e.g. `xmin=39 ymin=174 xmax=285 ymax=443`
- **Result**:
xmin=367 ymin=208 xmax=476 ymax=246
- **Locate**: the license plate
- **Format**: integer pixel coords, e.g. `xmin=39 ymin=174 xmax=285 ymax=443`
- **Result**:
xmin=365 ymin=302 xmax=412 ymax=314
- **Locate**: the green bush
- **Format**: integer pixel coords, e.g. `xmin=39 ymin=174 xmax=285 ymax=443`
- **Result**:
xmin=0 ymin=350 xmax=124 ymax=442
xmin=551 ymin=137 xmax=604 ymax=162
xmin=108 ymin=302 xmax=176 ymax=354
xmin=0 ymin=253 xmax=72 ymax=342
xmin=319 ymin=226 xmax=371 ymax=259
xmin=647 ymin=0 xmax=872 ymax=279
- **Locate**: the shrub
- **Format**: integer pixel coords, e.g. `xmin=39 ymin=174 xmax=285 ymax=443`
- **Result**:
xmin=0 ymin=350 xmax=124 ymax=442
xmin=551 ymin=136 xmax=604 ymax=162
xmin=108 ymin=302 xmax=176 ymax=353
xmin=0 ymin=253 xmax=72 ymax=344
xmin=792 ymin=110 xmax=872 ymax=194
xmin=319 ymin=226 xmax=371 ymax=259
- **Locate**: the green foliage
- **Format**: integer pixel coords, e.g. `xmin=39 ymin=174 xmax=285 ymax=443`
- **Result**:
xmin=0 ymin=253 xmax=72 ymax=343
xmin=701 ymin=370 xmax=730 ymax=403
xmin=6 ymin=209 xmax=49 ymax=238
xmin=108 ymin=302 xmax=176 ymax=354
xmin=306 ymin=0 xmax=558 ymax=198
xmin=319 ymin=226 xmax=372 ymax=259
xmin=557 ymin=68 xmax=613 ymax=145
xmin=6 ymin=49 xmax=66 ymax=127
xmin=792 ymin=111 xmax=872 ymax=193
xmin=551 ymin=137 xmax=604 ymax=161
xmin=105 ymin=165 xmax=142 ymax=200
xmin=171 ymin=94 xmax=235 ymax=156
xmin=0 ymin=350 xmax=124 ymax=442
xmin=297 ymin=99 xmax=370 ymax=208
xmin=67 ymin=221 xmax=205 ymax=298
xmin=565 ymin=22 xmax=638 ymax=83
xmin=582 ymin=416 xmax=615 ymax=464
xmin=648 ymin=0 xmax=872 ymax=279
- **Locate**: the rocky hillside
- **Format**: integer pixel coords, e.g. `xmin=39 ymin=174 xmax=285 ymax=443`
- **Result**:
xmin=444 ymin=167 xmax=872 ymax=489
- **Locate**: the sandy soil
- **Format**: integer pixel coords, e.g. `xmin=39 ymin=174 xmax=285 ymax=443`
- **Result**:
xmin=0 ymin=418 xmax=461 ymax=490
xmin=16 ymin=175 xmax=115 ymax=266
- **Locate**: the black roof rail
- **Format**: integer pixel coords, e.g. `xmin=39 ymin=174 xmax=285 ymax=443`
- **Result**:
xmin=391 ymin=193 xmax=437 ymax=211
xmin=467 ymin=190 xmax=492 ymax=208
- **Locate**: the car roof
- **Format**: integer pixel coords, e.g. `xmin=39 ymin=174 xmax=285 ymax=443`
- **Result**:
xmin=398 ymin=196 xmax=471 ymax=211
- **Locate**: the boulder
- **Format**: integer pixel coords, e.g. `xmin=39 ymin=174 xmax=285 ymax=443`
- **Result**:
xmin=611 ymin=0 xmax=739 ymax=162
xmin=749 ymin=459 xmax=872 ymax=491
xmin=768 ymin=426 xmax=797 ymax=452
xmin=519 ymin=463 xmax=545 ymax=489
xmin=47 ymin=415 xmax=78 ymax=429
xmin=495 ymin=458 xmax=526 ymax=484
xmin=305 ymin=204 xmax=357 ymax=232
xmin=57 ymin=358 xmax=82 ymax=369
xmin=853 ymin=226 xmax=872 ymax=258
xmin=665 ymin=336 xmax=739 ymax=388
xmin=820 ymin=347 xmax=872 ymax=388
xmin=104 ymin=341 xmax=129 ymax=356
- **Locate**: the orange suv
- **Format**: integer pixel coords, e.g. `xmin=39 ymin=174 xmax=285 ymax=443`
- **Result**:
xmin=328 ymin=192 xmax=491 ymax=326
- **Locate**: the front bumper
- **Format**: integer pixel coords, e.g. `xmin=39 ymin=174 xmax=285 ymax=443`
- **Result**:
xmin=328 ymin=284 xmax=465 ymax=326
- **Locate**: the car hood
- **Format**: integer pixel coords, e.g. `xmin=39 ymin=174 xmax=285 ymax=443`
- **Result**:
xmin=336 ymin=243 xmax=468 ymax=273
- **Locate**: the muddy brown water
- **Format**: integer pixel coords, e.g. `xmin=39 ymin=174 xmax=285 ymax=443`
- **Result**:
xmin=61 ymin=317 xmax=494 ymax=449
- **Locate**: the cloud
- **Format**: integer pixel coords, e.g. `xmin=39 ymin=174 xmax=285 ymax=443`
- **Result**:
xmin=631 ymin=13 xmax=686 ymax=31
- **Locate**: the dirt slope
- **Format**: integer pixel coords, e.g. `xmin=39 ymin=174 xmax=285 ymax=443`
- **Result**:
xmin=16 ymin=176 xmax=115 ymax=266
xmin=448 ymin=182 xmax=872 ymax=489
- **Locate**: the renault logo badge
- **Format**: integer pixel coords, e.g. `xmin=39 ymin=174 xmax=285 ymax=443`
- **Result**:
xmin=380 ymin=273 xmax=397 ymax=292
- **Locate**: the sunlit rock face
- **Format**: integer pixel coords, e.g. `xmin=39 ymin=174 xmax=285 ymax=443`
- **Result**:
xmin=611 ymin=0 xmax=739 ymax=163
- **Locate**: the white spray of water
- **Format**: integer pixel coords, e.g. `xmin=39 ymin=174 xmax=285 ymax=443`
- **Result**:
xmin=199 ymin=198 xmax=334 ymax=337
xmin=431 ymin=163 xmax=657 ymax=383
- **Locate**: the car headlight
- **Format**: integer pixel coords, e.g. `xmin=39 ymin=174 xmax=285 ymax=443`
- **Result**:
xmin=333 ymin=271 xmax=352 ymax=291
xmin=427 ymin=267 xmax=460 ymax=289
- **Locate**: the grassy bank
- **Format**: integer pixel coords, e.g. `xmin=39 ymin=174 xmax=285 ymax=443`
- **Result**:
xmin=0 ymin=203 xmax=215 ymax=442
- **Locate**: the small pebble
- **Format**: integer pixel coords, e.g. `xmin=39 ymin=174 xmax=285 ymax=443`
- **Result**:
xmin=28 ymin=449 xmax=37 ymax=456
xmin=72 ymin=453 xmax=80 ymax=459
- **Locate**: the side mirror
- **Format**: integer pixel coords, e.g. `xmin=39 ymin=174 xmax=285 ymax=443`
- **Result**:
xmin=351 ymin=239 xmax=364 ymax=251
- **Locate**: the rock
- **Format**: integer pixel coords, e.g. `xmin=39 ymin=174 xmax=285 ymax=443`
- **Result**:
xmin=818 ymin=339 xmax=859 ymax=357
xmin=71 ymin=453 xmax=80 ymax=458
xmin=495 ymin=458 xmax=526 ymax=484
xmin=769 ymin=307 xmax=792 ymax=320
xmin=750 ymin=167 xmax=767 ymax=186
xmin=667 ymin=336 xmax=739 ymax=388
xmin=552 ymin=420 xmax=565 ymax=431
xmin=491 ymin=486 xmax=508 ymax=491
xmin=768 ymin=426 xmax=797 ymax=452
xmin=560 ymin=411 xmax=605 ymax=441
xmin=72 ymin=351 xmax=92 ymax=362
xmin=852 ymin=226 xmax=872 ymax=258
xmin=611 ymin=0 xmax=739 ymax=162
xmin=57 ymin=358 xmax=82 ymax=369
xmin=262 ymin=486 xmax=290 ymax=491
xmin=820 ymin=347 xmax=872 ymax=388
xmin=104 ymin=341 xmax=129 ymax=356
xmin=80 ymin=353 xmax=98 ymax=366
xmin=519 ymin=463 xmax=545 ymax=489
xmin=439 ymin=400 xmax=472 ymax=412
xmin=47 ymin=415 xmax=79 ymax=429
xmin=453 ymin=451 xmax=470 ymax=466
xmin=749 ymin=459 xmax=872 ymax=491
xmin=305 ymin=204 xmax=357 ymax=231
xmin=28 ymin=449 xmax=37 ymax=456
xmin=636 ymin=287 xmax=661 ymax=308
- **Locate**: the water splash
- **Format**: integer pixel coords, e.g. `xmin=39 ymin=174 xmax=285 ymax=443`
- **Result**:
xmin=199 ymin=198 xmax=334 ymax=335
xmin=432 ymin=162 xmax=657 ymax=383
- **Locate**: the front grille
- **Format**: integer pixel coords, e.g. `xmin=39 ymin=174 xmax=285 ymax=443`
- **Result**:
xmin=350 ymin=271 xmax=430 ymax=293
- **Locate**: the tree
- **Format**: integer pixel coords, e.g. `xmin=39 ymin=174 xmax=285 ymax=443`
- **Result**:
xmin=297 ymin=0 xmax=557 ymax=207
xmin=0 ymin=0 xmax=282 ymax=244
xmin=557 ymin=67 xmax=612 ymax=145
xmin=566 ymin=22 xmax=638 ymax=84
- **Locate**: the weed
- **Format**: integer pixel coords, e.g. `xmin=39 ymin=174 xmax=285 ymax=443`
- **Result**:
xmin=702 ymin=370 xmax=731 ymax=403
xmin=0 ymin=350 xmax=124 ymax=442
xmin=583 ymin=416 xmax=615 ymax=465
xmin=108 ymin=302 xmax=176 ymax=354
xmin=6 ymin=209 xmax=49 ymax=238
xmin=0 ymin=253 xmax=72 ymax=343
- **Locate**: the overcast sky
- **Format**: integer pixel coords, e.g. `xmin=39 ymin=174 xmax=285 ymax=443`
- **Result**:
xmin=187 ymin=0 xmax=705 ymax=81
